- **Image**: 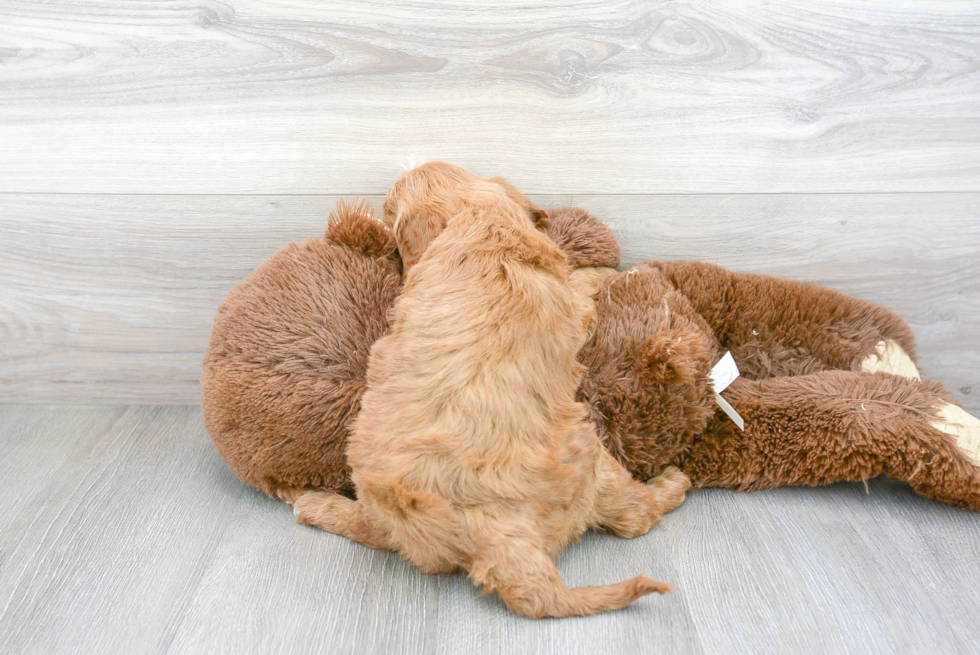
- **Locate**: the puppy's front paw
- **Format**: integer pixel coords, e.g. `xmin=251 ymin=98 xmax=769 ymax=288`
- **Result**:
xmin=646 ymin=465 xmax=690 ymax=488
xmin=276 ymin=486 xmax=306 ymax=506
xmin=646 ymin=466 xmax=691 ymax=514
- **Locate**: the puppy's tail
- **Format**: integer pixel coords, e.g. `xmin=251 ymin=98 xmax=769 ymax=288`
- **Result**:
xmin=471 ymin=544 xmax=671 ymax=619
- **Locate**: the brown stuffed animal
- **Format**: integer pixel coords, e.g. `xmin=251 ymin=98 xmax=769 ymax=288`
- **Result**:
xmin=202 ymin=199 xmax=401 ymax=499
xmin=571 ymin=247 xmax=980 ymax=511
xmin=202 ymin=197 xmax=980 ymax=511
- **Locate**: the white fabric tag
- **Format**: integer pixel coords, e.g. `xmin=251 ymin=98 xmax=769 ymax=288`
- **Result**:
xmin=714 ymin=392 xmax=745 ymax=431
xmin=710 ymin=351 xmax=744 ymax=431
xmin=709 ymin=351 xmax=740 ymax=393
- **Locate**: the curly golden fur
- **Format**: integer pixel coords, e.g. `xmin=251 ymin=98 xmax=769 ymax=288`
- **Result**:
xmin=381 ymin=161 xmax=548 ymax=273
xmin=294 ymin=163 xmax=689 ymax=618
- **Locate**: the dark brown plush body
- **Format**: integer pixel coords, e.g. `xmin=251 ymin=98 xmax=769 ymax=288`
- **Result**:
xmin=202 ymin=203 xmax=980 ymax=510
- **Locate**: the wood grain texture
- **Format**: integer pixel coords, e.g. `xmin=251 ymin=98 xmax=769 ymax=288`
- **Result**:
xmin=1 ymin=0 xmax=978 ymax=194
xmin=2 ymin=405 xmax=979 ymax=654
xmin=861 ymin=478 xmax=980 ymax=650
xmin=666 ymin=483 xmax=980 ymax=654
xmin=2 ymin=192 xmax=977 ymax=410
xmin=0 ymin=405 xmax=246 ymax=655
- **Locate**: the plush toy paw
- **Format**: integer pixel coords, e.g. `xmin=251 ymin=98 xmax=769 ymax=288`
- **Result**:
xmin=542 ymin=207 xmax=621 ymax=270
xmin=636 ymin=331 xmax=710 ymax=385
xmin=931 ymin=402 xmax=980 ymax=468
xmin=861 ymin=340 xmax=921 ymax=380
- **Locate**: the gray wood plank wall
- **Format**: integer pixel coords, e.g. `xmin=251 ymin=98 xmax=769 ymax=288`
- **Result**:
xmin=2 ymin=0 xmax=979 ymax=194
xmin=1 ymin=1 xmax=978 ymax=409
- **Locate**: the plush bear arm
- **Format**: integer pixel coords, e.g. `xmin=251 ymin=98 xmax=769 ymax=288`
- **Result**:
xmin=546 ymin=206 xmax=621 ymax=299
xmin=674 ymin=371 xmax=980 ymax=510
xmin=648 ymin=261 xmax=917 ymax=380
xmin=544 ymin=207 xmax=621 ymax=270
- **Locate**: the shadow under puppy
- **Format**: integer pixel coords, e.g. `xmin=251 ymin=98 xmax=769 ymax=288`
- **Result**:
xmin=294 ymin=162 xmax=690 ymax=618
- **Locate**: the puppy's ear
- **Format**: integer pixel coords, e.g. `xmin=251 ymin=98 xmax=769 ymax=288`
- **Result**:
xmin=509 ymin=224 xmax=568 ymax=277
xmin=394 ymin=209 xmax=447 ymax=273
xmin=487 ymin=176 xmax=548 ymax=228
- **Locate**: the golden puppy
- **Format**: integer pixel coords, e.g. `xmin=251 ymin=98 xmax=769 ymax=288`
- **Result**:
xmin=381 ymin=160 xmax=548 ymax=273
xmin=295 ymin=163 xmax=690 ymax=618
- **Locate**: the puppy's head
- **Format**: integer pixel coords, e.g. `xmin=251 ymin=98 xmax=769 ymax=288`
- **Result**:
xmin=383 ymin=162 xmax=546 ymax=272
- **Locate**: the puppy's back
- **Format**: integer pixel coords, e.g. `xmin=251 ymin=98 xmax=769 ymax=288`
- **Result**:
xmin=349 ymin=203 xmax=589 ymax=495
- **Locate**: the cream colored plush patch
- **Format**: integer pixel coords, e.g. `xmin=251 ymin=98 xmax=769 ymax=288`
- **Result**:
xmin=861 ymin=340 xmax=921 ymax=380
xmin=931 ymin=402 xmax=980 ymax=468
xmin=569 ymin=266 xmax=619 ymax=299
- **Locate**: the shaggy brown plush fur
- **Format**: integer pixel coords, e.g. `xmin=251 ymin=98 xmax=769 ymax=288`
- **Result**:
xmin=542 ymin=206 xmax=621 ymax=270
xmin=202 ymin=187 xmax=980 ymax=513
xmin=294 ymin=163 xmax=688 ymax=618
xmin=580 ymin=261 xmax=980 ymax=511
xmin=576 ymin=263 xmax=719 ymax=481
xmin=650 ymin=261 xmax=917 ymax=378
xmin=201 ymin=200 xmax=401 ymax=499
xmin=679 ymin=372 xmax=980 ymax=511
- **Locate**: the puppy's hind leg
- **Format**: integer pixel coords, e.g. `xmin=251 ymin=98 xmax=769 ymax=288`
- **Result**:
xmin=471 ymin=540 xmax=670 ymax=619
xmin=294 ymin=491 xmax=394 ymax=551
xmin=646 ymin=465 xmax=691 ymax=515
xmin=594 ymin=450 xmax=690 ymax=539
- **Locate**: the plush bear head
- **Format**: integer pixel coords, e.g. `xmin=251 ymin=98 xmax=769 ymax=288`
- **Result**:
xmin=576 ymin=261 xmax=718 ymax=482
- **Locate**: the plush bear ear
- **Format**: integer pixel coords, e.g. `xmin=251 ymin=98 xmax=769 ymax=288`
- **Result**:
xmin=635 ymin=330 xmax=709 ymax=385
xmin=543 ymin=207 xmax=621 ymax=270
xmin=325 ymin=198 xmax=397 ymax=259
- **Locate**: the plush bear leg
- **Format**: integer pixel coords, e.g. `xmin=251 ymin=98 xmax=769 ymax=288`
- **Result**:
xmin=930 ymin=403 xmax=980 ymax=470
xmin=676 ymin=371 xmax=980 ymax=510
xmin=648 ymin=261 xmax=917 ymax=378
xmin=860 ymin=339 xmax=921 ymax=380
xmin=855 ymin=340 xmax=980 ymax=471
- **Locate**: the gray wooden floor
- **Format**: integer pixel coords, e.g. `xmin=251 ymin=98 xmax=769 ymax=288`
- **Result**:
xmin=1 ymin=404 xmax=978 ymax=655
